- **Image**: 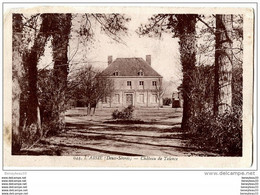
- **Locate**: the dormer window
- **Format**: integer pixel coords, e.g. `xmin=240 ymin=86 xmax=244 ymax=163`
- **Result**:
xmin=138 ymin=70 xmax=144 ymax=76
xmin=113 ymin=71 xmax=119 ymax=76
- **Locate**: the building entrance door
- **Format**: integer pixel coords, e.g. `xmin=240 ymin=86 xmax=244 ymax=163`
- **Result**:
xmin=126 ymin=94 xmax=133 ymax=106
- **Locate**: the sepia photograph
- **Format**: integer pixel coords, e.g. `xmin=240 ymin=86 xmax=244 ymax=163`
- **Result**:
xmin=4 ymin=6 xmax=254 ymax=167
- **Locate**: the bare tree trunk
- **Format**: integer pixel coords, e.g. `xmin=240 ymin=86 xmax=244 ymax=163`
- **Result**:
xmin=93 ymin=105 xmax=96 ymax=115
xmin=51 ymin=14 xmax=72 ymax=130
xmin=176 ymin=15 xmax=197 ymax=131
xmin=22 ymin=14 xmax=51 ymax=143
xmin=214 ymin=15 xmax=233 ymax=115
xmin=87 ymin=103 xmax=91 ymax=115
xmin=12 ymin=14 xmax=23 ymax=153
xmin=24 ymin=50 xmax=41 ymax=129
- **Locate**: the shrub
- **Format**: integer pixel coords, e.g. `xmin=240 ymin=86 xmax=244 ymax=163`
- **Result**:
xmin=112 ymin=105 xmax=134 ymax=120
xmin=188 ymin=109 xmax=242 ymax=156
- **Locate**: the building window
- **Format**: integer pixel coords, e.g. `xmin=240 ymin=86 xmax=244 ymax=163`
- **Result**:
xmin=152 ymin=81 xmax=157 ymax=86
xmin=113 ymin=71 xmax=119 ymax=76
xmin=138 ymin=70 xmax=144 ymax=76
xmin=139 ymin=94 xmax=144 ymax=103
xmin=115 ymin=94 xmax=120 ymax=103
xmin=139 ymin=81 xmax=144 ymax=86
xmin=151 ymin=94 xmax=157 ymax=103
xmin=127 ymin=81 xmax=132 ymax=86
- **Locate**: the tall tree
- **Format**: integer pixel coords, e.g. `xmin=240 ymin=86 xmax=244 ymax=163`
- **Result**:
xmin=214 ymin=15 xmax=233 ymax=115
xmin=195 ymin=14 xmax=242 ymax=115
xmin=175 ymin=15 xmax=197 ymax=130
xmin=12 ymin=14 xmax=23 ymax=153
xmin=138 ymin=14 xmax=198 ymax=130
xmin=50 ymin=14 xmax=72 ymax=130
xmin=22 ymin=14 xmax=53 ymax=145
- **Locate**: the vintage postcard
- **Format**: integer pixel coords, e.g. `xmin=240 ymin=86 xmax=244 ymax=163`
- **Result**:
xmin=3 ymin=6 xmax=254 ymax=168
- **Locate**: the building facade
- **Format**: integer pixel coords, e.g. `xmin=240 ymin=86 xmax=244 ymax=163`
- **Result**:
xmin=99 ymin=55 xmax=163 ymax=108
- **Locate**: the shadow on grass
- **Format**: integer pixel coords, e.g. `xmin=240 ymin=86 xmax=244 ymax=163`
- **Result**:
xmin=66 ymin=122 xmax=183 ymax=133
xmin=71 ymin=129 xmax=187 ymax=140
xmin=55 ymin=132 xmax=213 ymax=155
xmin=38 ymin=140 xmax=142 ymax=156
xmin=103 ymin=119 xmax=146 ymax=125
xmin=103 ymin=120 xmax=181 ymax=126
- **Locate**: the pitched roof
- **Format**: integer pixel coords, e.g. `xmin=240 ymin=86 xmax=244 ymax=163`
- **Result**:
xmin=100 ymin=58 xmax=162 ymax=77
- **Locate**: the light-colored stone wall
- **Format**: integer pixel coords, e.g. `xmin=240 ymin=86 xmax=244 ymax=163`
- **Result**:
xmin=100 ymin=76 xmax=162 ymax=108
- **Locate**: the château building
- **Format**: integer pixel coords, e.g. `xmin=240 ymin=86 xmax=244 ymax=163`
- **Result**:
xmin=100 ymin=55 xmax=163 ymax=108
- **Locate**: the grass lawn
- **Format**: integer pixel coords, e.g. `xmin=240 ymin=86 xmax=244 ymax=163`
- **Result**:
xmin=20 ymin=107 xmax=219 ymax=156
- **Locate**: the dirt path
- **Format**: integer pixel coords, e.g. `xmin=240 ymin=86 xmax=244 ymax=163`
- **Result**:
xmin=26 ymin=107 xmax=218 ymax=156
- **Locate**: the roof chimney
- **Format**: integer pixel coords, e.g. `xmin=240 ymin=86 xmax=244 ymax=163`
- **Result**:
xmin=146 ymin=55 xmax=151 ymax=66
xmin=108 ymin=56 xmax=113 ymax=66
